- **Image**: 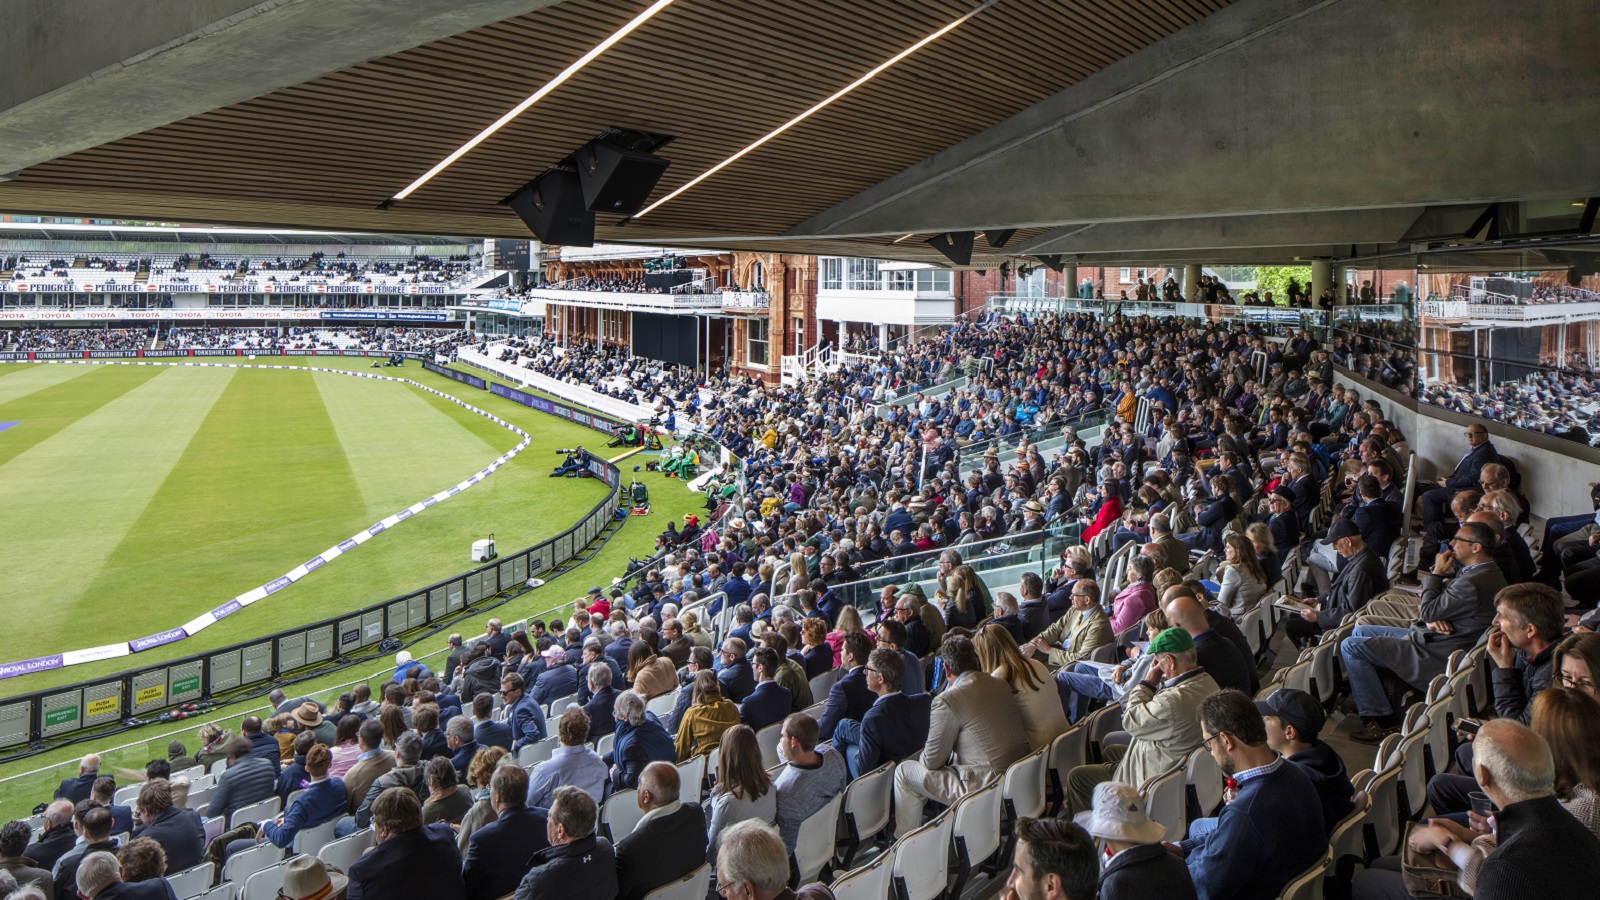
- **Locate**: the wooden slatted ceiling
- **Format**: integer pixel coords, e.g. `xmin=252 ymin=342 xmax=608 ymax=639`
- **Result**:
xmin=3 ymin=0 xmax=1230 ymax=249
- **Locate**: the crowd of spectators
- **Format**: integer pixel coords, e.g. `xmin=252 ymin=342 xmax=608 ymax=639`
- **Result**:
xmin=494 ymin=336 xmax=702 ymax=409
xmin=163 ymin=327 xmax=472 ymax=354
xmin=1422 ymin=365 xmax=1600 ymax=445
xmin=11 ymin=301 xmax=1600 ymax=900
xmin=3 ymin=328 xmax=152 ymax=351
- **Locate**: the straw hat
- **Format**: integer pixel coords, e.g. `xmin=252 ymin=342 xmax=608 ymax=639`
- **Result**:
xmin=1074 ymin=782 xmax=1168 ymax=844
xmin=279 ymin=855 xmax=348 ymax=900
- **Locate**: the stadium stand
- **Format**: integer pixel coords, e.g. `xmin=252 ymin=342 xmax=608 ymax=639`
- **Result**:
xmin=8 ymin=304 xmax=1599 ymax=900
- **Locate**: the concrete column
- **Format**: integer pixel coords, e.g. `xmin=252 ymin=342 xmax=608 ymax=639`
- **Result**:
xmin=1062 ymin=264 xmax=1078 ymax=298
xmin=1335 ymin=265 xmax=1349 ymax=305
xmin=1311 ymin=259 xmax=1332 ymax=305
xmin=877 ymin=322 xmax=888 ymax=350
xmin=1183 ymin=264 xmax=1202 ymax=301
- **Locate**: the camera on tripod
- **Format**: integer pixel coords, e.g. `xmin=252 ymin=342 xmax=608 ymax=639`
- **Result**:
xmin=555 ymin=448 xmax=577 ymax=455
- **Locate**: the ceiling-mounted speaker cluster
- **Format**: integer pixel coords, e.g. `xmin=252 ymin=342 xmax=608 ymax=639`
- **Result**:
xmin=577 ymin=138 xmax=672 ymax=216
xmin=506 ymin=169 xmax=595 ymax=247
xmin=927 ymin=231 xmax=975 ymax=266
xmin=502 ymin=128 xmax=676 ymax=247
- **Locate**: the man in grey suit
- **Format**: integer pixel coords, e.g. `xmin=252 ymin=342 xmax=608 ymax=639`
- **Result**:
xmin=1341 ymin=521 xmax=1506 ymax=743
xmin=891 ymin=637 xmax=1030 ymax=839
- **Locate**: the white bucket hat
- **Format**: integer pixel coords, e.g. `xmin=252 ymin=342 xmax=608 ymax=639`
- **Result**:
xmin=1073 ymin=782 xmax=1168 ymax=844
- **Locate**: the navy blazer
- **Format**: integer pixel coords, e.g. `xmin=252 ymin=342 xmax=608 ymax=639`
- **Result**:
xmin=857 ymin=692 xmax=933 ymax=774
xmin=54 ymin=773 xmax=98 ymax=805
xmin=349 ymin=823 xmax=465 ymax=900
xmin=418 ymin=729 xmax=451 ymax=761
xmin=505 ymin=694 xmax=548 ymax=750
xmin=1445 ymin=441 xmax=1498 ymax=491
xmin=718 ymin=657 xmax=756 ymax=703
xmin=1352 ymin=500 xmax=1402 ymax=555
xmin=131 ymin=806 xmax=204 ymax=874
xmin=532 ymin=664 xmax=578 ymax=707
xmin=463 ymin=806 xmax=550 ymax=900
xmin=95 ymin=882 xmax=178 ymax=900
xmin=449 ymin=740 xmax=481 ymax=784
xmin=604 ymin=637 xmax=633 ymax=672
xmin=245 ymin=731 xmax=283 ymax=773
xmin=107 ymin=803 xmax=135 ymax=837
xmin=739 ymin=681 xmax=792 ymax=732
xmin=615 ymin=802 xmax=707 ymax=900
xmin=474 ymin=719 xmax=513 ymax=751
xmin=802 ymin=645 xmax=834 ymax=679
xmin=583 ymin=686 xmax=621 ymax=738
xmin=816 ymin=666 xmax=874 ymax=741
xmin=609 ymin=714 xmax=677 ymax=791
xmin=899 ymin=648 xmax=926 ymax=696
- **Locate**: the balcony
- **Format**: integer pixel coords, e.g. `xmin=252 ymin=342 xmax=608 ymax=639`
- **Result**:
xmin=816 ymin=289 xmax=954 ymax=326
xmin=1424 ymin=297 xmax=1600 ymax=325
xmin=527 ymin=283 xmax=721 ymax=314
xmin=720 ymin=290 xmax=771 ymax=311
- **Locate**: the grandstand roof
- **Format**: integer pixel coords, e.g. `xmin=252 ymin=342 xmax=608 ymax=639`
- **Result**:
xmin=1 ymin=0 xmax=1595 ymax=267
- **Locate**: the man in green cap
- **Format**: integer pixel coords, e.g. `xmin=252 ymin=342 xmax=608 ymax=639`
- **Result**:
xmin=1063 ymin=626 xmax=1220 ymax=815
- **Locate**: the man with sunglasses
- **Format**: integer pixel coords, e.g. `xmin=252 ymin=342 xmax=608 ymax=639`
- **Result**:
xmin=500 ymin=673 xmax=548 ymax=753
xmin=1341 ymin=521 xmax=1506 ymax=743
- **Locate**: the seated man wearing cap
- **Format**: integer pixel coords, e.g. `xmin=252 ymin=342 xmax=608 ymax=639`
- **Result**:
xmin=1260 ymin=688 xmax=1355 ymax=835
xmin=1076 ymin=782 xmax=1197 ymax=900
xmin=1283 ymin=518 xmax=1388 ymax=650
xmin=1064 ymin=628 xmax=1219 ymax=816
xmin=1169 ymin=690 xmax=1324 ymax=900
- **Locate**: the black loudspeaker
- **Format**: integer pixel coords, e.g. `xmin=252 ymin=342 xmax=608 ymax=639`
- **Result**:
xmin=984 ymin=228 xmax=1017 ymax=248
xmin=927 ymin=231 xmax=975 ymax=266
xmin=1034 ymin=254 xmax=1064 ymax=273
xmin=506 ymin=170 xmax=595 ymax=246
xmin=577 ymin=139 xmax=671 ymax=215
xmin=1568 ymin=268 xmax=1584 ymax=287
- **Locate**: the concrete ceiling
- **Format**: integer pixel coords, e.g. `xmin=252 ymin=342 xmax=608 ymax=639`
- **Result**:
xmin=1 ymin=0 xmax=1595 ymax=267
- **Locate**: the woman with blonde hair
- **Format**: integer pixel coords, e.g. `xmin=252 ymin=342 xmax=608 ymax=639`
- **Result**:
xmin=1216 ymin=532 xmax=1269 ymax=616
xmin=975 ymin=623 xmax=1069 ymax=750
xmin=1246 ymin=522 xmax=1281 ymax=587
xmin=674 ymin=670 xmax=740 ymax=761
xmin=784 ymin=551 xmax=809 ymax=600
xmin=940 ymin=565 xmax=981 ymax=630
xmin=627 ymin=639 xmax=678 ymax=699
xmin=679 ymin=609 xmax=713 ymax=649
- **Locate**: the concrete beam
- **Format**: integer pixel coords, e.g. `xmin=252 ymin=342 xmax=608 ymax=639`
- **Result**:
xmin=1016 ymin=208 xmax=1425 ymax=257
xmin=789 ymin=0 xmax=1600 ymax=239
xmin=0 ymin=0 xmax=568 ymax=172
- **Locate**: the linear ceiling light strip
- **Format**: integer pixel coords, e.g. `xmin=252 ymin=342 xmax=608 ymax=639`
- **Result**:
xmin=389 ymin=0 xmax=682 ymax=202
xmin=632 ymin=0 xmax=1002 ymax=220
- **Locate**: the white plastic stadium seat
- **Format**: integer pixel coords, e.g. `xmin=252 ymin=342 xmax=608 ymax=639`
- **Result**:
xmin=755 ymin=722 xmax=784 ymax=770
xmin=317 ymin=828 xmax=376 ymax=872
xmin=646 ymin=688 xmax=679 ymax=719
xmin=227 ymin=796 xmax=281 ymax=830
xmin=240 ymin=861 xmax=290 ymax=900
xmin=675 ymin=754 xmax=708 ymax=801
xmin=835 ymin=763 xmax=894 ymax=868
xmin=166 ymin=863 xmax=213 ymax=900
xmin=292 ymin=818 xmax=339 ymax=856
xmin=830 ymin=852 xmax=894 ymax=900
xmin=114 ymin=783 xmax=142 ymax=806
xmin=889 ymin=811 xmax=954 ymax=900
xmin=642 ymin=861 xmax=712 ymax=900
xmin=949 ymin=780 xmax=1003 ymax=898
xmin=1278 ymin=848 xmax=1331 ymax=900
xmin=792 ymin=793 xmax=844 ymax=884
xmin=517 ymin=735 xmax=559 ymax=768
xmin=1002 ymin=747 xmax=1049 ymax=823
xmin=601 ymin=789 xmax=646 ymax=842
xmin=194 ymin=885 xmax=236 ymax=900
xmin=1140 ymin=765 xmax=1188 ymax=842
xmin=221 ymin=841 xmax=282 ymax=887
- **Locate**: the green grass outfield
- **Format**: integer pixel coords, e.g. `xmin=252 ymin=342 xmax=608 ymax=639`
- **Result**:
xmin=0 ymin=356 xmax=705 ymax=818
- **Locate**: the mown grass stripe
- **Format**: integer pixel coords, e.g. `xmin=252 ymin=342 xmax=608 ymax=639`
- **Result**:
xmin=0 ymin=366 xmax=169 ymax=469
xmin=0 ymin=366 xmax=235 ymax=651
xmin=0 ymin=363 xmax=102 ymax=407
xmin=311 ymin=370 xmax=500 ymax=518
xmin=78 ymin=369 xmax=367 ymax=634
